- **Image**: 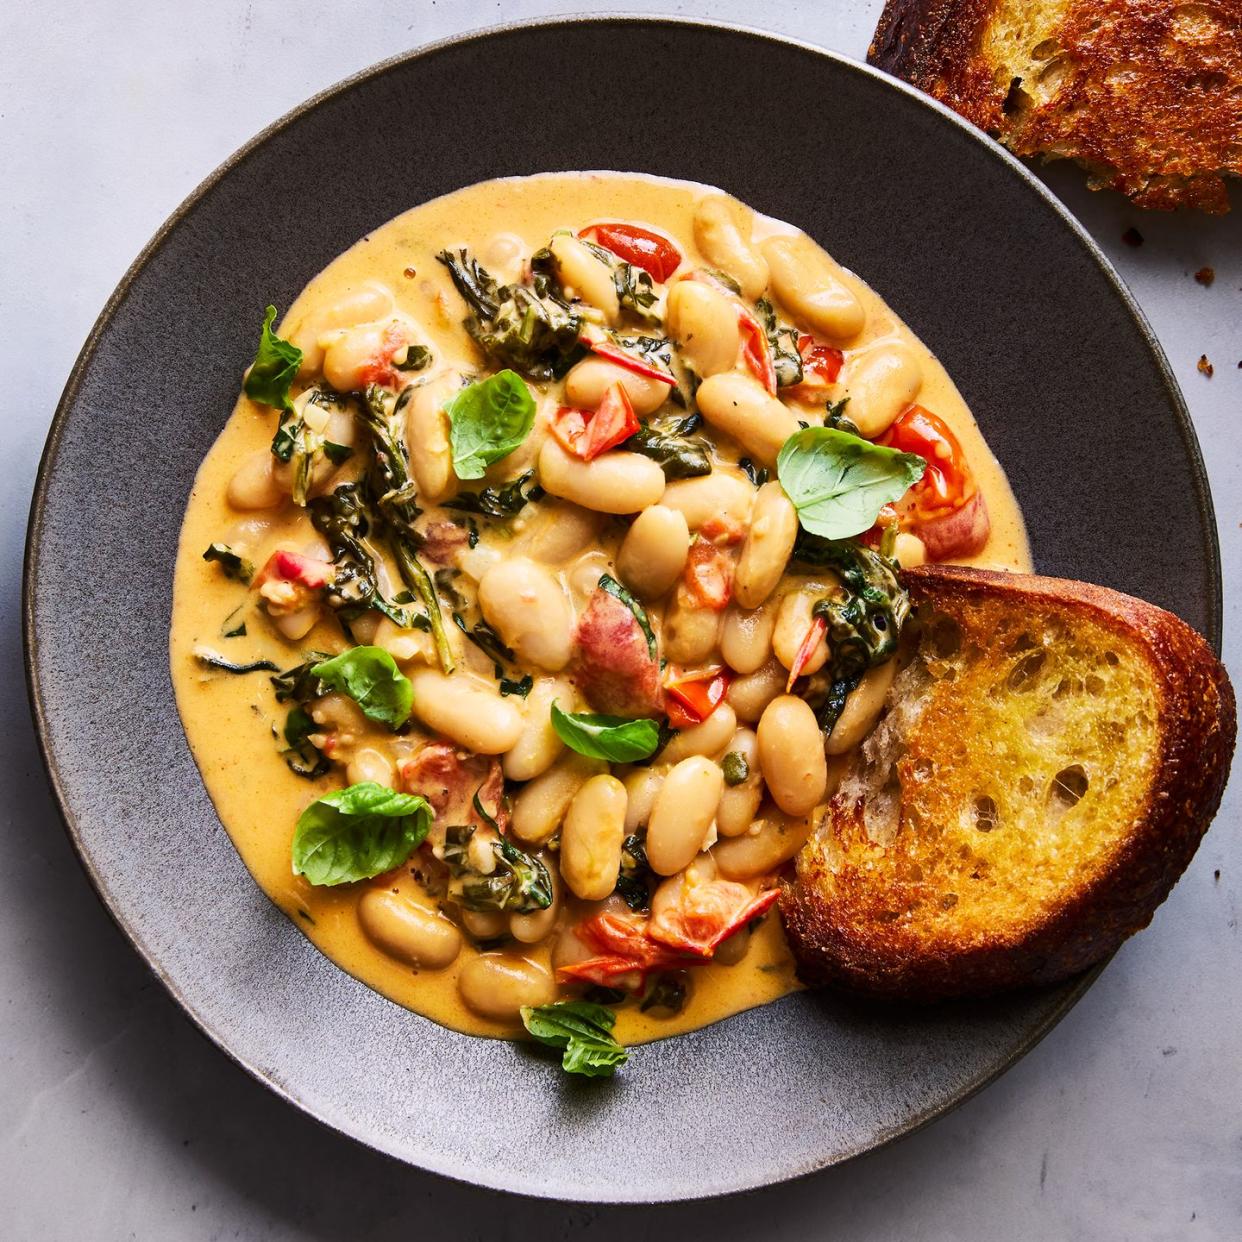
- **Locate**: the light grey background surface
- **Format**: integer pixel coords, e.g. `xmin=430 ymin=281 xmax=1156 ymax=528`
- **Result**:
xmin=3 ymin=2 xmax=1239 ymax=1238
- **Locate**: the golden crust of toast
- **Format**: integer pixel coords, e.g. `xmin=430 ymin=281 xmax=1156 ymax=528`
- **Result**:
xmin=781 ymin=566 xmax=1236 ymax=1002
xmin=868 ymin=0 xmax=1242 ymax=212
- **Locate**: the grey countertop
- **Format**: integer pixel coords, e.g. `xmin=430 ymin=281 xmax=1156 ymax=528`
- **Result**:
xmin=3 ymin=2 xmax=1239 ymax=1238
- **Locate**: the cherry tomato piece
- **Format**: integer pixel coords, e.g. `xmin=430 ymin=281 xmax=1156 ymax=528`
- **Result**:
xmin=579 ymin=223 xmax=682 ymax=282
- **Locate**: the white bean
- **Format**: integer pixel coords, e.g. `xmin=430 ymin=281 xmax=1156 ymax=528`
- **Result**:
xmin=725 ymin=658 xmax=786 ymax=722
xmin=560 ymin=774 xmax=628 ymax=900
xmin=714 ymin=805 xmax=819 ymax=881
xmin=477 ymin=557 xmax=574 ymax=672
xmin=458 ymin=954 xmax=556 ymax=1021
xmin=840 ymin=343 xmax=923 ymax=438
xmin=502 ymin=677 xmax=573 ymax=781
xmin=760 ymin=235 xmax=866 ymax=340
xmin=373 ymin=615 xmax=437 ymax=666
xmin=538 ymin=439 xmax=666 ymax=513
xmin=563 ymin=356 xmax=669 ymax=417
xmin=894 ymin=531 xmax=927 ymax=569
xmin=773 ymin=590 xmax=829 ymax=677
xmin=346 ymin=747 xmax=395 ymax=788
xmin=660 ymin=471 xmax=755 ymax=533
xmin=227 ymin=450 xmax=286 ymax=510
xmin=320 ymin=321 xmax=388 ymax=393
xmin=716 ymin=727 xmax=765 ymax=838
xmin=404 ymin=372 xmax=459 ymax=503
xmin=667 ymin=279 xmax=740 ymax=377
xmin=647 ymin=756 xmax=724 ymax=876
xmin=659 ymin=703 xmax=737 ymax=765
xmin=406 ymin=670 xmax=523 ymax=754
xmin=510 ymin=753 xmax=603 ymax=844
xmin=623 ymin=767 xmax=664 ymax=831
xmin=695 ymin=372 xmax=800 ymax=466
xmin=517 ymin=501 xmax=604 ymax=563
xmin=734 ymin=481 xmax=798 ymax=608
xmin=757 ymin=695 xmax=828 ymax=816
xmin=272 ymin=605 xmax=319 ymax=642
xmin=617 ymin=505 xmax=690 ymax=600
xmin=663 ymin=587 xmax=722 ymax=664
xmin=509 ymin=866 xmax=560 ymax=944
xmin=550 ymin=234 xmax=620 ymax=325
xmin=825 ymin=658 xmax=898 ymax=755
xmin=692 ymin=196 xmax=769 ymax=300
xmin=358 ymin=889 xmax=462 ymax=969
xmin=720 ymin=601 xmax=777 ymax=675
xmin=288 ymin=283 xmax=395 ymax=378
xmin=460 ymin=908 xmax=508 ymax=940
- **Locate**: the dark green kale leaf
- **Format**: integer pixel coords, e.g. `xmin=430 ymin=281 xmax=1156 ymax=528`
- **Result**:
xmin=443 ymin=468 xmax=544 ymax=519
xmin=202 ymin=543 xmax=254 ymax=584
xmin=443 ymin=827 xmax=553 ymax=913
xmin=615 ymin=835 xmax=653 ymax=913
xmin=792 ymin=533 xmax=910 ymax=680
xmin=628 ymin=411 xmax=712 ymax=480
xmin=755 ymin=297 xmax=804 ymax=388
xmin=437 ymin=249 xmax=583 ymax=381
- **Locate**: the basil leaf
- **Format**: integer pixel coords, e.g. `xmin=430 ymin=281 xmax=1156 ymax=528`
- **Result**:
xmin=445 ymin=370 xmax=535 ymax=480
xmin=520 ymin=1001 xmax=629 ymax=1078
xmin=310 ymin=646 xmax=413 ymax=729
xmin=292 ymin=782 xmax=431 ymax=886
xmin=776 ymin=427 xmax=925 ymax=541
xmin=244 ymin=305 xmax=302 ymax=412
xmin=598 ymin=574 xmax=656 ymax=659
xmin=550 ymin=703 xmax=660 ymax=762
xmin=202 ymin=542 xmax=254 ymax=584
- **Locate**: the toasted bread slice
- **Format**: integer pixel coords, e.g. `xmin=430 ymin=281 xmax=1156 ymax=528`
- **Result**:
xmin=868 ymin=0 xmax=1242 ymax=212
xmin=782 ymin=566 xmax=1235 ymax=1002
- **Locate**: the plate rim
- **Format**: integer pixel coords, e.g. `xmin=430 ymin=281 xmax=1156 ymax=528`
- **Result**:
xmin=22 ymin=14 xmax=1222 ymax=1202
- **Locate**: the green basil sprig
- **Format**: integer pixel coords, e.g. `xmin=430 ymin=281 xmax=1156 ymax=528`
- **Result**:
xmin=598 ymin=574 xmax=656 ymax=659
xmin=243 ymin=305 xmax=302 ymax=412
xmin=445 ymin=370 xmax=536 ymax=480
xmin=550 ymin=703 xmax=660 ymax=762
xmin=292 ymin=782 xmax=431 ymax=886
xmin=776 ymin=426 xmax=924 ymax=541
xmin=521 ymin=1001 xmax=629 ymax=1078
xmin=310 ymin=647 xmax=413 ymax=729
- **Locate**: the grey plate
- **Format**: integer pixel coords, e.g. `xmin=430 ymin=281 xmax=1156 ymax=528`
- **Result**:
xmin=24 ymin=17 xmax=1221 ymax=1203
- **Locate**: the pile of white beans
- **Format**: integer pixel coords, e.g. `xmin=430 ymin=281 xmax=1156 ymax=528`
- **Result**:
xmin=222 ymin=192 xmax=936 ymax=1024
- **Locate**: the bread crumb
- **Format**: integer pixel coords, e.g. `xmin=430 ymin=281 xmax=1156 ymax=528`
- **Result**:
xmin=1194 ymin=267 xmax=1215 ymax=287
xmin=1198 ymin=355 xmax=1214 ymax=377
xmin=1122 ymin=227 xmax=1144 ymax=247
xmin=403 ymin=266 xmax=417 ymax=278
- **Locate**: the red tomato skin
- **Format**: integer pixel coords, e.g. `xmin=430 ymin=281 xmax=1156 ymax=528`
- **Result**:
xmin=880 ymin=405 xmax=975 ymax=519
xmin=581 ymin=384 xmax=639 ymax=460
xmin=256 ymin=550 xmax=332 ymax=590
xmin=682 ymin=541 xmax=733 ymax=610
xmin=665 ymin=670 xmax=730 ymax=726
xmin=737 ymin=308 xmax=777 ymax=395
xmin=579 ymin=223 xmax=682 ymax=282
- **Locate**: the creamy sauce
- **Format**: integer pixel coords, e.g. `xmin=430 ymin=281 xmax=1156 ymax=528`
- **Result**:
xmin=171 ymin=173 xmax=1030 ymax=1045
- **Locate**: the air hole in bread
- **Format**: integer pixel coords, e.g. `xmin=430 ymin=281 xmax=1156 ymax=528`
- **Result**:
xmin=1018 ymin=775 xmax=1035 ymax=796
xmin=1031 ymin=38 xmax=1062 ymax=59
xmin=974 ymin=795 xmax=999 ymax=832
xmin=1104 ymin=650 xmax=1120 ymax=666
xmin=928 ymin=617 xmax=962 ymax=659
xmin=1048 ymin=764 xmax=1089 ymax=810
xmin=1007 ymin=649 xmax=1046 ymax=691
xmin=940 ymin=893 xmax=958 ymax=910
